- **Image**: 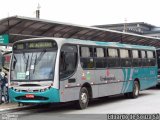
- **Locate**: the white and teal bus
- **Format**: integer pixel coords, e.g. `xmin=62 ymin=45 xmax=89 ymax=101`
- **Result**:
xmin=9 ymin=38 xmax=157 ymax=109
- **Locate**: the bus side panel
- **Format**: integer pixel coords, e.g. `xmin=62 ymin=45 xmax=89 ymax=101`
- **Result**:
xmin=120 ymin=68 xmax=134 ymax=93
xmin=59 ymin=68 xmax=98 ymax=102
xmin=96 ymin=69 xmax=124 ymax=97
xmin=137 ymin=67 xmax=157 ymax=90
xmin=59 ymin=73 xmax=80 ymax=102
xmin=96 ymin=68 xmax=137 ymax=96
xmin=123 ymin=67 xmax=157 ymax=92
xmin=59 ymin=66 xmax=157 ymax=102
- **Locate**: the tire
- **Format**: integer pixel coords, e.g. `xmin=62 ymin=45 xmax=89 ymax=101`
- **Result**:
xmin=124 ymin=93 xmax=130 ymax=98
xmin=156 ymin=84 xmax=160 ymax=89
xmin=128 ymin=81 xmax=140 ymax=98
xmin=76 ymin=87 xmax=89 ymax=109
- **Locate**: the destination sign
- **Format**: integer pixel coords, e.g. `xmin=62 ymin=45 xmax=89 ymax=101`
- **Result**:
xmin=16 ymin=44 xmax=24 ymax=50
xmin=14 ymin=40 xmax=57 ymax=50
xmin=28 ymin=42 xmax=53 ymax=49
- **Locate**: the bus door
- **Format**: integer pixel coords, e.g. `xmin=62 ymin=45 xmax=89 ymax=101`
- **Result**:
xmin=59 ymin=45 xmax=79 ymax=102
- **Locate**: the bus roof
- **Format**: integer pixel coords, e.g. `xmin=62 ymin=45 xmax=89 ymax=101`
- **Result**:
xmin=14 ymin=37 xmax=155 ymax=51
xmin=64 ymin=38 xmax=156 ymax=50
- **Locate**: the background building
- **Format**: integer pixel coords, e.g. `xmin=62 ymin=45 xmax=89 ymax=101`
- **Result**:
xmin=94 ymin=22 xmax=160 ymax=38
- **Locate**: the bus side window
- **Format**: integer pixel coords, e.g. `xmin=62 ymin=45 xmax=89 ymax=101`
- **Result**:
xmin=94 ymin=47 xmax=107 ymax=68
xmin=132 ymin=50 xmax=139 ymax=67
xmin=107 ymin=48 xmax=120 ymax=67
xmin=80 ymin=46 xmax=94 ymax=69
xmin=147 ymin=51 xmax=155 ymax=66
xmin=60 ymin=45 xmax=78 ymax=79
xmin=141 ymin=51 xmax=147 ymax=66
xmin=120 ymin=49 xmax=131 ymax=67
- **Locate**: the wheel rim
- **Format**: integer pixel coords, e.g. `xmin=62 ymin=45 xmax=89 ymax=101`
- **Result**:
xmin=134 ymin=83 xmax=139 ymax=96
xmin=81 ymin=92 xmax=88 ymax=104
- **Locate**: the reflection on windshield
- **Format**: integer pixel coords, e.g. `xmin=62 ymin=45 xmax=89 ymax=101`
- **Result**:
xmin=11 ymin=51 xmax=56 ymax=81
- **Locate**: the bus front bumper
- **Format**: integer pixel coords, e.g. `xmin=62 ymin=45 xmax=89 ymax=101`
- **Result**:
xmin=8 ymin=87 xmax=60 ymax=103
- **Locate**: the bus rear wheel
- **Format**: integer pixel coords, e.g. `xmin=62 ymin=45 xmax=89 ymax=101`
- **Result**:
xmin=126 ymin=81 xmax=140 ymax=98
xmin=76 ymin=87 xmax=89 ymax=109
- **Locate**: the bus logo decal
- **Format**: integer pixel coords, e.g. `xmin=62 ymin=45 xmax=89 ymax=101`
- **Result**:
xmin=82 ymin=72 xmax=86 ymax=80
xmin=86 ymin=71 xmax=91 ymax=80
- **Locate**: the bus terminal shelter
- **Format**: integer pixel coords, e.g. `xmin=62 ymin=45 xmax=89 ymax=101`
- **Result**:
xmin=0 ymin=16 xmax=160 ymax=47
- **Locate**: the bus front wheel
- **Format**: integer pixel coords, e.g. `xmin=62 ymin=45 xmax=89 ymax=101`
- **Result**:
xmin=76 ymin=87 xmax=89 ymax=109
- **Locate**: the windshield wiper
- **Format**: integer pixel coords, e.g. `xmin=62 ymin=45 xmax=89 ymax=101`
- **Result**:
xmin=22 ymin=53 xmax=29 ymax=72
xmin=33 ymin=50 xmax=46 ymax=73
xmin=35 ymin=50 xmax=46 ymax=65
xmin=25 ymin=55 xmax=29 ymax=72
xmin=33 ymin=54 xmax=37 ymax=73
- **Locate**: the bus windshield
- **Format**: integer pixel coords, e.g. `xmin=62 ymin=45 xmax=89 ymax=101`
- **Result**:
xmin=11 ymin=51 xmax=56 ymax=81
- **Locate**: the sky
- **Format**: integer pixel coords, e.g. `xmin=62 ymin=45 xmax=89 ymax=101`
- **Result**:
xmin=0 ymin=0 xmax=160 ymax=26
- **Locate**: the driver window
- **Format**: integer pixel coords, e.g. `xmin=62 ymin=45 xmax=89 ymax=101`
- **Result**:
xmin=60 ymin=45 xmax=77 ymax=79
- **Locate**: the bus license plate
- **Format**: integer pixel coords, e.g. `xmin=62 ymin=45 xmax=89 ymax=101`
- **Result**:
xmin=25 ymin=94 xmax=34 ymax=98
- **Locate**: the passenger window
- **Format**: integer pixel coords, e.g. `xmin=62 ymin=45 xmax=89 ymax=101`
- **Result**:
xmin=141 ymin=51 xmax=147 ymax=66
xmin=95 ymin=48 xmax=104 ymax=57
xmin=132 ymin=50 xmax=141 ymax=67
xmin=132 ymin=50 xmax=139 ymax=58
xmin=141 ymin=51 xmax=146 ymax=58
xmin=108 ymin=48 xmax=120 ymax=67
xmin=108 ymin=48 xmax=118 ymax=58
xmin=81 ymin=47 xmax=93 ymax=57
xmin=120 ymin=49 xmax=129 ymax=58
xmin=80 ymin=46 xmax=94 ymax=69
xmin=120 ymin=49 xmax=131 ymax=67
xmin=60 ymin=45 xmax=78 ymax=79
xmin=147 ymin=51 xmax=154 ymax=58
xmin=94 ymin=48 xmax=107 ymax=68
xmin=147 ymin=51 xmax=156 ymax=66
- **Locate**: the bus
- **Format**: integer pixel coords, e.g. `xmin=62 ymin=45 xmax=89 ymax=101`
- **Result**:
xmin=9 ymin=38 xmax=157 ymax=109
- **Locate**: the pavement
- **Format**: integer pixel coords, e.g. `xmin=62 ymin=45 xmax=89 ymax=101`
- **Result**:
xmin=0 ymin=102 xmax=35 ymax=112
xmin=0 ymin=103 xmax=20 ymax=112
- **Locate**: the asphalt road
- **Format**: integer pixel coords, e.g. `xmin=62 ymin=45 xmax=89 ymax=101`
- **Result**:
xmin=1 ymin=88 xmax=160 ymax=120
